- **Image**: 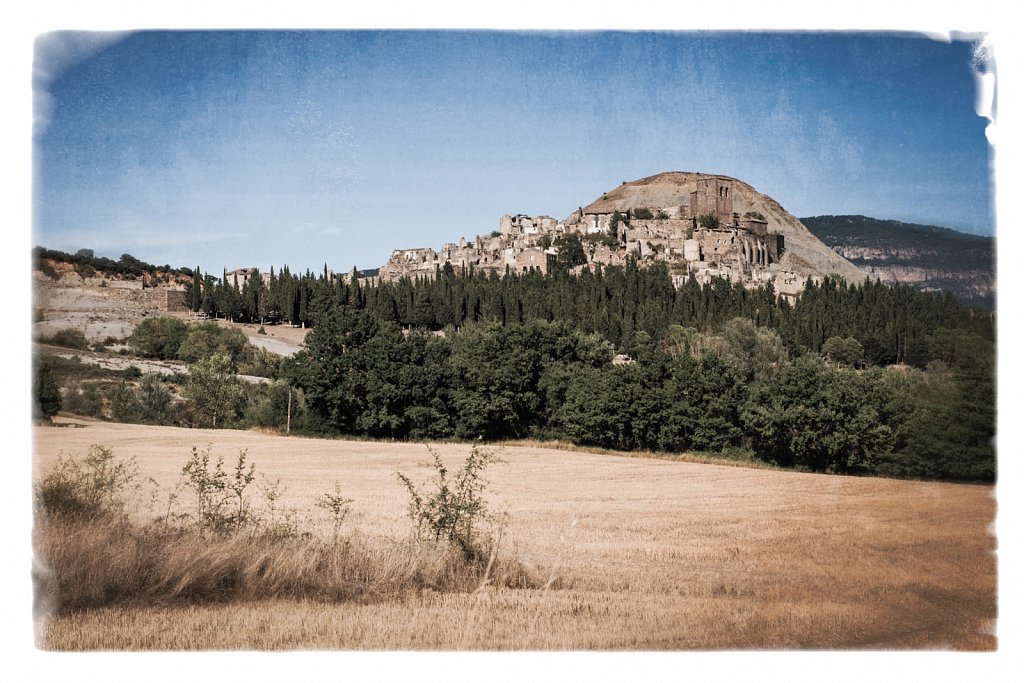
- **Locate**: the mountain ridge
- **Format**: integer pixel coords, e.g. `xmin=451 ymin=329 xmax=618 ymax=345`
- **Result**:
xmin=801 ymin=214 xmax=994 ymax=309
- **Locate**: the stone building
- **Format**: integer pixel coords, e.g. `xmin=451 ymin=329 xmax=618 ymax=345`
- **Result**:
xmin=690 ymin=176 xmax=734 ymax=226
xmin=225 ymin=267 xmax=272 ymax=288
xmin=375 ymin=176 xmax=797 ymax=296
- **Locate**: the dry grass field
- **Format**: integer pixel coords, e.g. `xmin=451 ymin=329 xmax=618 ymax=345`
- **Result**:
xmin=33 ymin=420 xmax=996 ymax=650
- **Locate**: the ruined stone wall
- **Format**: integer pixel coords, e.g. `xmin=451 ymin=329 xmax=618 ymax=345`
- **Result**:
xmin=109 ymin=286 xmax=188 ymax=312
xmin=378 ymin=204 xmax=788 ymax=287
xmin=626 ymin=218 xmax=693 ymax=239
xmin=739 ymin=217 xmax=769 ymax=237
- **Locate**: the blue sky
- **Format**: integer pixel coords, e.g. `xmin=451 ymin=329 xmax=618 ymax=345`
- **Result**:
xmin=33 ymin=30 xmax=993 ymax=275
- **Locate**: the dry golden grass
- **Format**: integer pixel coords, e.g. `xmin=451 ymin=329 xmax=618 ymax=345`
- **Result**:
xmin=34 ymin=515 xmax=535 ymax=615
xmin=34 ymin=420 xmax=996 ymax=650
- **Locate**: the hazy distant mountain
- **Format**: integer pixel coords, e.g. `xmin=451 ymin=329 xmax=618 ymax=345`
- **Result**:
xmin=801 ymin=215 xmax=994 ymax=309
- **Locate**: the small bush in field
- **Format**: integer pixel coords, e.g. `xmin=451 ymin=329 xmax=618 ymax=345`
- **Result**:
xmin=35 ymin=445 xmax=138 ymax=519
xmin=34 ymin=444 xmax=536 ymax=615
xmin=396 ymin=445 xmax=498 ymax=560
xmin=317 ymin=483 xmax=353 ymax=539
xmin=180 ymin=446 xmax=256 ymax=533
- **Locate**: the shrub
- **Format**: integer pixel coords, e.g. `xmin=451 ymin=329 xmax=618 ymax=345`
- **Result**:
xmin=75 ymin=262 xmax=96 ymax=279
xmin=180 ymin=446 xmax=256 ymax=533
xmin=582 ymin=232 xmax=619 ymax=248
xmin=396 ymin=445 xmax=498 ymax=560
xmin=40 ymin=328 xmax=90 ymax=350
xmin=111 ymin=373 xmax=176 ymax=426
xmin=35 ymin=445 xmax=138 ymax=519
xmin=177 ymin=322 xmax=249 ymax=367
xmin=238 ymin=347 xmax=283 ymax=379
xmin=698 ymin=213 xmax=720 ymax=229
xmin=63 ymin=381 xmax=104 ymax=418
xmin=35 ymin=512 xmax=534 ymax=614
xmin=128 ymin=317 xmax=187 ymax=360
xmin=317 ymin=484 xmax=353 ymax=539
xmin=33 ymin=445 xmax=538 ymax=616
xmin=33 ymin=358 xmax=62 ymax=421
xmin=37 ymin=260 xmax=59 ymax=280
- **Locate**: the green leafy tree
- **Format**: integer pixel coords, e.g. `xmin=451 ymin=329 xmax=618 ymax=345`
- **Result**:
xmin=246 ymin=380 xmax=304 ymax=431
xmin=110 ymin=381 xmax=137 ymax=423
xmin=177 ymin=321 xmax=249 ymax=367
xmin=740 ymin=355 xmax=897 ymax=473
xmin=137 ymin=373 xmax=175 ymax=424
xmin=33 ymin=358 xmax=61 ymax=421
xmin=349 ymin=324 xmax=452 ymax=439
xmin=879 ymin=338 xmax=994 ymax=481
xmin=284 ymin=307 xmax=380 ymax=433
xmin=111 ymin=373 xmax=176 ymax=425
xmin=821 ymin=336 xmax=864 ymax=367
xmin=659 ymin=352 xmax=747 ymax=452
xmin=555 ymin=365 xmax=634 ymax=450
xmin=129 ymin=317 xmax=187 ymax=360
xmin=609 ymin=211 xmax=624 ymax=240
xmin=718 ymin=318 xmax=788 ymax=381
xmin=185 ymin=353 xmax=247 ymax=428
xmin=553 ymin=234 xmax=587 ymax=270
xmin=556 ymin=360 xmax=670 ymax=452
xmin=447 ymin=322 xmax=549 ymax=440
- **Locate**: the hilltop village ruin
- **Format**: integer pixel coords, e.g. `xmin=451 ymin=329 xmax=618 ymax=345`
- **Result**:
xmin=376 ymin=177 xmax=806 ymax=295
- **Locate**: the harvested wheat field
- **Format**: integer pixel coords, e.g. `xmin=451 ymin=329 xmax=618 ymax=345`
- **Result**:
xmin=33 ymin=420 xmax=996 ymax=651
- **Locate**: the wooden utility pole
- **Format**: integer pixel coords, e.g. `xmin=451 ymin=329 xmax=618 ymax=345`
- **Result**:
xmin=286 ymin=386 xmax=292 ymax=434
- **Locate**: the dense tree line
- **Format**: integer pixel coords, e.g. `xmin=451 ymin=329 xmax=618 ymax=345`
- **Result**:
xmin=283 ymin=306 xmax=994 ymax=481
xmin=191 ymin=259 xmax=992 ymax=368
xmin=46 ymin=256 xmax=992 ymax=481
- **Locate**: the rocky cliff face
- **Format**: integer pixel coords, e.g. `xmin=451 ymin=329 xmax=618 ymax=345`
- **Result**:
xmin=801 ymin=215 xmax=995 ymax=309
xmin=33 ymin=258 xmax=190 ymax=342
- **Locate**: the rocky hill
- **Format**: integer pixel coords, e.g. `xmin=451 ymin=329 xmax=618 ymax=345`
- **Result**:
xmin=378 ymin=171 xmax=867 ymax=297
xmin=801 ymin=215 xmax=995 ymax=309
xmin=582 ymin=172 xmax=866 ymax=282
